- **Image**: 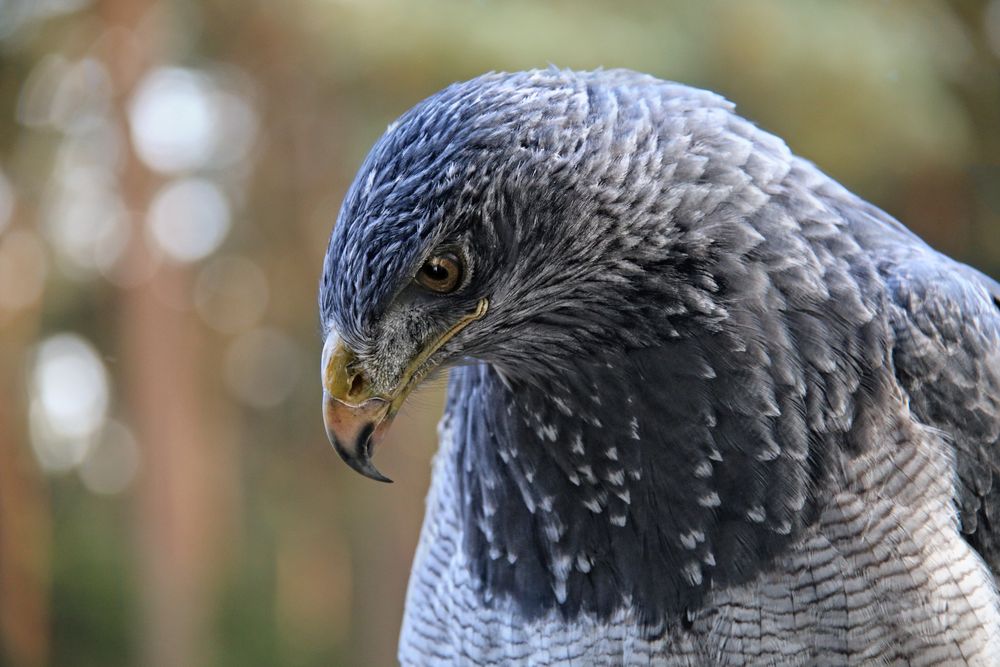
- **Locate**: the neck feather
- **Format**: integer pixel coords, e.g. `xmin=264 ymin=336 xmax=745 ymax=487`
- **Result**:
xmin=447 ymin=315 xmax=892 ymax=625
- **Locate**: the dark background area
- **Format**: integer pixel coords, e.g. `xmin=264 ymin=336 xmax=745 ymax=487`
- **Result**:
xmin=0 ymin=1 xmax=998 ymax=665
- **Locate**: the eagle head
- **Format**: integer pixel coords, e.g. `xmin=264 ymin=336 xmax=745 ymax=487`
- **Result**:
xmin=318 ymin=70 xmax=742 ymax=481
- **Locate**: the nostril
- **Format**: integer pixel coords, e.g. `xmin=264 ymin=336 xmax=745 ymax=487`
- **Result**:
xmin=348 ymin=372 xmax=366 ymax=398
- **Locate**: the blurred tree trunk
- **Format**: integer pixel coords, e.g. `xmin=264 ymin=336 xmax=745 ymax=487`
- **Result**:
xmin=0 ymin=298 xmax=50 ymax=667
xmin=98 ymin=2 xmax=236 ymax=666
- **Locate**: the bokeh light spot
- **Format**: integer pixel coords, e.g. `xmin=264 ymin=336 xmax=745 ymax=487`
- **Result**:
xmin=128 ymin=67 xmax=215 ymax=173
xmin=146 ymin=178 xmax=231 ymax=263
xmin=16 ymin=54 xmax=68 ymax=126
xmin=32 ymin=334 xmax=109 ymax=438
xmin=79 ymin=420 xmax=140 ymax=495
xmin=128 ymin=66 xmax=258 ymax=173
xmin=50 ymin=58 xmax=112 ymax=134
xmin=29 ymin=333 xmax=110 ymax=473
xmin=43 ymin=163 xmax=128 ymax=277
xmin=224 ymin=328 xmax=302 ymax=409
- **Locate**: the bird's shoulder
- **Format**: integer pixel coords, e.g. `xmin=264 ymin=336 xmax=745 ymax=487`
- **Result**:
xmin=840 ymin=198 xmax=1000 ymax=571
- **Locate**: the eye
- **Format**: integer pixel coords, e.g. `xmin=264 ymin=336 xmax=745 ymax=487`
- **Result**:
xmin=415 ymin=252 xmax=463 ymax=294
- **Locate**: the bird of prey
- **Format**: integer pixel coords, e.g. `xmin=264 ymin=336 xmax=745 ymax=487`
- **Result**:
xmin=318 ymin=69 xmax=1000 ymax=665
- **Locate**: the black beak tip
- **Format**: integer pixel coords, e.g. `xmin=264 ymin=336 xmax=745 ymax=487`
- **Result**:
xmin=328 ymin=427 xmax=394 ymax=484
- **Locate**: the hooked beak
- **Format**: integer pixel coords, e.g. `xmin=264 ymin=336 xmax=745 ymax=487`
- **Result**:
xmin=321 ymin=298 xmax=488 ymax=482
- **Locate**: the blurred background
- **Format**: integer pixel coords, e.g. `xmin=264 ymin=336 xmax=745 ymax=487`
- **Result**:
xmin=0 ymin=0 xmax=998 ymax=665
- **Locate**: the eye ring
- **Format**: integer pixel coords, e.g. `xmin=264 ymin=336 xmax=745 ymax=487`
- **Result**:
xmin=415 ymin=252 xmax=463 ymax=294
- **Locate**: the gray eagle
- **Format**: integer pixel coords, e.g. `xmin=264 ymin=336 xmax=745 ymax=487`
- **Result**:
xmin=318 ymin=69 xmax=1000 ymax=665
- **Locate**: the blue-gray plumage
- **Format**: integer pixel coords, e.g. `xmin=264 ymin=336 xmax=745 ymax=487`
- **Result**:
xmin=318 ymin=69 xmax=1000 ymax=665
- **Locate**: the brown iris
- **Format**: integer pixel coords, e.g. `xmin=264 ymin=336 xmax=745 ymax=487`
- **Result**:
xmin=415 ymin=252 xmax=462 ymax=293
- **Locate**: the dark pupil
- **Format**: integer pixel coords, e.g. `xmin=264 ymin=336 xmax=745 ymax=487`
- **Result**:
xmin=424 ymin=262 xmax=449 ymax=282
